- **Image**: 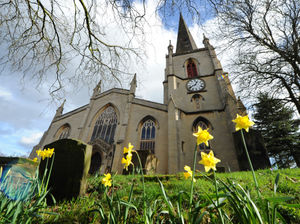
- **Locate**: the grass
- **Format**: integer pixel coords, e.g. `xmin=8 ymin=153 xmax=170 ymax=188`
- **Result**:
xmin=37 ymin=168 xmax=300 ymax=223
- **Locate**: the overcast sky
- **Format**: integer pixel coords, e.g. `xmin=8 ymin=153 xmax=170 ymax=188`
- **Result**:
xmin=0 ymin=1 xmax=233 ymax=157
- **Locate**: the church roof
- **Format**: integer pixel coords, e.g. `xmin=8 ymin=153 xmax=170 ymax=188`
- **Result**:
xmin=175 ymin=14 xmax=198 ymax=54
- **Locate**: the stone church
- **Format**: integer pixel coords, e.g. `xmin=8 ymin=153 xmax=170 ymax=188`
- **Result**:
xmin=30 ymin=15 xmax=248 ymax=174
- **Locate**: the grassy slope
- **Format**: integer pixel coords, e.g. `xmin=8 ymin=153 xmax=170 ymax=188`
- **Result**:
xmin=41 ymin=168 xmax=300 ymax=223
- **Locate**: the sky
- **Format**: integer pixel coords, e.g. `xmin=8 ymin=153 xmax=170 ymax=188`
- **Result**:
xmin=0 ymin=0 xmax=232 ymax=157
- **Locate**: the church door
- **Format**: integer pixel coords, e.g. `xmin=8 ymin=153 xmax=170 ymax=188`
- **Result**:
xmin=89 ymin=152 xmax=102 ymax=174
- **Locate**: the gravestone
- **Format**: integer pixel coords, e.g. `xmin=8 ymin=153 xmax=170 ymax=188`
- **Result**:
xmin=233 ymin=129 xmax=271 ymax=170
xmin=39 ymin=139 xmax=92 ymax=201
xmin=145 ymin=154 xmax=159 ymax=174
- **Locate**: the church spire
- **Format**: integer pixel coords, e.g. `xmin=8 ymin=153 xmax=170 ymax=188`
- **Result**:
xmin=175 ymin=13 xmax=197 ymax=54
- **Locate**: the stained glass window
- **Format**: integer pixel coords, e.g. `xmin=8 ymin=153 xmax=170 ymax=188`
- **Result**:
xmin=91 ymin=106 xmax=117 ymax=144
xmin=140 ymin=119 xmax=155 ymax=153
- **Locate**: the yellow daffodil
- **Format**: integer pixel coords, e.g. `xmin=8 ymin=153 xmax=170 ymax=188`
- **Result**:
xmin=193 ymin=126 xmax=214 ymax=146
xmin=40 ymin=150 xmax=47 ymax=160
xmin=36 ymin=148 xmax=55 ymax=160
xmin=122 ymin=154 xmax=133 ymax=170
xmin=199 ymin=150 xmax=221 ymax=172
xmin=232 ymin=114 xmax=255 ymax=132
xmin=184 ymin=165 xmax=196 ymax=182
xmin=45 ymin=148 xmax=55 ymax=158
xmin=123 ymin=142 xmax=134 ymax=155
xmin=36 ymin=149 xmax=42 ymax=156
xmin=101 ymin=173 xmax=112 ymax=187
xmin=32 ymin=157 xmax=38 ymax=162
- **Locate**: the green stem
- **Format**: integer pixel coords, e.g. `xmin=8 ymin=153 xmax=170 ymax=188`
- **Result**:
xmin=189 ymin=144 xmax=198 ymax=208
xmin=44 ymin=153 xmax=55 ymax=193
xmin=134 ymin=151 xmax=146 ymax=219
xmin=39 ymin=157 xmax=49 ymax=196
xmin=240 ymin=130 xmax=260 ymax=197
xmin=213 ymin=170 xmax=224 ymax=224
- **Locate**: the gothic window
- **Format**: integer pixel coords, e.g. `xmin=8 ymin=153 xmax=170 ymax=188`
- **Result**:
xmin=193 ymin=119 xmax=211 ymax=151
xmin=187 ymin=59 xmax=198 ymax=78
xmin=91 ymin=106 xmax=117 ymax=144
xmin=57 ymin=124 xmax=71 ymax=140
xmin=140 ymin=119 xmax=156 ymax=153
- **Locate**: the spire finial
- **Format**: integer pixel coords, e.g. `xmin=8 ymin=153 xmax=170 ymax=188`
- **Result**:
xmin=168 ymin=40 xmax=173 ymax=54
xmin=130 ymin=73 xmax=137 ymax=95
xmin=93 ymin=80 xmax=102 ymax=97
xmin=55 ymin=99 xmax=66 ymax=118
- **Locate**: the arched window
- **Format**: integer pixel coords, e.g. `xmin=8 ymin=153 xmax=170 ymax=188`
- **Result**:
xmin=193 ymin=119 xmax=211 ymax=150
xmin=57 ymin=124 xmax=71 ymax=140
xmin=91 ymin=106 xmax=117 ymax=144
xmin=140 ymin=119 xmax=156 ymax=153
xmin=187 ymin=59 xmax=198 ymax=78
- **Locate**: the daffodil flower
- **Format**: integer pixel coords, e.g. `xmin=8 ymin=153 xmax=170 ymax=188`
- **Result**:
xmin=45 ymin=148 xmax=55 ymax=158
xmin=232 ymin=114 xmax=255 ymax=132
xmin=32 ymin=157 xmax=38 ymax=162
xmin=36 ymin=149 xmax=42 ymax=156
xmin=193 ymin=126 xmax=214 ymax=146
xmin=40 ymin=150 xmax=47 ymax=160
xmin=122 ymin=154 xmax=133 ymax=170
xmin=199 ymin=150 xmax=221 ymax=172
xmin=184 ymin=165 xmax=196 ymax=182
xmin=102 ymin=173 xmax=112 ymax=187
xmin=123 ymin=142 xmax=134 ymax=155
xmin=36 ymin=148 xmax=55 ymax=160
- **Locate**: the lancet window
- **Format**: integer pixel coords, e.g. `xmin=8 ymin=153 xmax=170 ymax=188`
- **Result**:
xmin=140 ymin=119 xmax=156 ymax=153
xmin=187 ymin=59 xmax=198 ymax=78
xmin=91 ymin=106 xmax=117 ymax=144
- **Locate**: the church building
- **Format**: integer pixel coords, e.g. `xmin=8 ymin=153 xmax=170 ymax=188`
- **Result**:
xmin=30 ymin=15 xmax=247 ymax=174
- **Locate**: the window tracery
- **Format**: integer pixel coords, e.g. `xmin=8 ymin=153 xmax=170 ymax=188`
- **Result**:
xmin=57 ymin=124 xmax=70 ymax=140
xmin=140 ymin=119 xmax=156 ymax=153
xmin=91 ymin=106 xmax=117 ymax=144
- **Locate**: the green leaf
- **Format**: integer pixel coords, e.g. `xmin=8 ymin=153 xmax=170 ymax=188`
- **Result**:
xmin=194 ymin=211 xmax=208 ymax=224
xmin=119 ymin=200 xmax=137 ymax=211
xmin=265 ymin=196 xmax=294 ymax=204
xmin=12 ymin=202 xmax=23 ymax=223
xmin=281 ymin=203 xmax=300 ymax=208
xmin=274 ymin=173 xmax=280 ymax=194
xmin=158 ymin=178 xmax=175 ymax=217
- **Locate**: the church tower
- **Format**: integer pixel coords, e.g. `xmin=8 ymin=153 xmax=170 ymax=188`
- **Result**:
xmin=164 ymin=14 xmax=242 ymax=173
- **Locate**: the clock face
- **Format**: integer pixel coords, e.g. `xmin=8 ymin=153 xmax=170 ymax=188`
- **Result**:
xmin=186 ymin=79 xmax=205 ymax=92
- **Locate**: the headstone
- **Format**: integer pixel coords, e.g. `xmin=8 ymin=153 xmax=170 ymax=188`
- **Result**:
xmin=233 ymin=129 xmax=271 ymax=170
xmin=39 ymin=139 xmax=92 ymax=201
xmin=145 ymin=154 xmax=159 ymax=174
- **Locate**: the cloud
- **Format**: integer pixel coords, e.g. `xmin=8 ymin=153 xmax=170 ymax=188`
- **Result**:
xmin=19 ymin=132 xmax=43 ymax=147
xmin=0 ymin=87 xmax=12 ymax=101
